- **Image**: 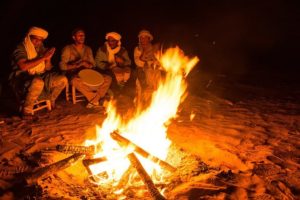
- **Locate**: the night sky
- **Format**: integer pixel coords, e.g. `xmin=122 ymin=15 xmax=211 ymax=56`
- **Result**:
xmin=0 ymin=0 xmax=299 ymax=82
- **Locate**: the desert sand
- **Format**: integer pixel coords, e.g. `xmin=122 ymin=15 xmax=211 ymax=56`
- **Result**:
xmin=0 ymin=71 xmax=299 ymax=199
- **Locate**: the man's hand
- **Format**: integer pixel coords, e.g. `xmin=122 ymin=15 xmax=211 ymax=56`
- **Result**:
xmin=44 ymin=48 xmax=55 ymax=70
xmin=80 ymin=60 xmax=92 ymax=68
xmin=43 ymin=47 xmax=56 ymax=61
xmin=115 ymin=56 xmax=124 ymax=65
xmin=153 ymin=60 xmax=162 ymax=69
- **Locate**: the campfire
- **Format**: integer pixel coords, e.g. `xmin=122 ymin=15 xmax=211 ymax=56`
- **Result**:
xmin=83 ymin=47 xmax=199 ymax=198
xmin=15 ymin=47 xmax=199 ymax=199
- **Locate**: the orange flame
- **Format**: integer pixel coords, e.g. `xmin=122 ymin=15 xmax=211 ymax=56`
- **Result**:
xmin=85 ymin=47 xmax=199 ymax=188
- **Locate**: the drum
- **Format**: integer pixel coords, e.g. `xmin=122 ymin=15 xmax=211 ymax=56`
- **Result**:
xmin=78 ymin=69 xmax=104 ymax=90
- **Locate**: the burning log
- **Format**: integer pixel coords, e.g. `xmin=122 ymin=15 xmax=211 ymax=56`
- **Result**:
xmin=25 ymin=153 xmax=85 ymax=185
xmin=82 ymin=157 xmax=107 ymax=177
xmin=116 ymin=165 xmax=135 ymax=189
xmin=111 ymin=131 xmax=176 ymax=172
xmin=0 ymin=166 xmax=30 ymax=179
xmin=55 ymin=145 xmax=95 ymax=155
xmin=128 ymin=153 xmax=166 ymax=200
xmin=82 ymin=157 xmax=107 ymax=166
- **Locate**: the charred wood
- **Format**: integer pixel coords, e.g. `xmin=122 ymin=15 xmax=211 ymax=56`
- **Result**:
xmin=116 ymin=165 xmax=135 ymax=189
xmin=82 ymin=157 xmax=107 ymax=167
xmin=128 ymin=153 xmax=166 ymax=200
xmin=55 ymin=145 xmax=95 ymax=155
xmin=82 ymin=157 xmax=107 ymax=178
xmin=0 ymin=166 xmax=30 ymax=179
xmin=25 ymin=153 xmax=85 ymax=185
xmin=111 ymin=131 xmax=176 ymax=172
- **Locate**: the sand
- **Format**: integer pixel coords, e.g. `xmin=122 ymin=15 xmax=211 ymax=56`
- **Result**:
xmin=0 ymin=73 xmax=299 ymax=199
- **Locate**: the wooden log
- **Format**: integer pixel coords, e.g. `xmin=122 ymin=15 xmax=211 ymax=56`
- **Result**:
xmin=110 ymin=131 xmax=176 ymax=172
xmin=116 ymin=165 xmax=135 ymax=189
xmin=0 ymin=166 xmax=30 ymax=179
xmin=25 ymin=153 xmax=85 ymax=185
xmin=128 ymin=153 xmax=166 ymax=200
xmin=82 ymin=157 xmax=107 ymax=167
xmin=56 ymin=145 xmax=96 ymax=155
xmin=82 ymin=157 xmax=107 ymax=177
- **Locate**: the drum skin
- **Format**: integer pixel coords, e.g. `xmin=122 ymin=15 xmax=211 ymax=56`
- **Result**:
xmin=78 ymin=69 xmax=104 ymax=90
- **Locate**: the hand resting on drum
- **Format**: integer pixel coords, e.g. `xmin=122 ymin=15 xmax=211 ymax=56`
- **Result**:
xmin=67 ymin=59 xmax=93 ymax=70
xmin=79 ymin=60 xmax=93 ymax=68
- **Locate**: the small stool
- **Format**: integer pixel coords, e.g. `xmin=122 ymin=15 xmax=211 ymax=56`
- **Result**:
xmin=65 ymin=82 xmax=70 ymax=102
xmin=65 ymin=82 xmax=86 ymax=104
xmin=29 ymin=99 xmax=51 ymax=115
xmin=72 ymin=85 xmax=85 ymax=104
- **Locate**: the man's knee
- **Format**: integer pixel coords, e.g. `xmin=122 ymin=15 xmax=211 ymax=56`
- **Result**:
xmin=56 ymin=75 xmax=68 ymax=87
xmin=104 ymin=75 xmax=112 ymax=85
xmin=30 ymin=77 xmax=44 ymax=90
xmin=71 ymin=77 xmax=80 ymax=86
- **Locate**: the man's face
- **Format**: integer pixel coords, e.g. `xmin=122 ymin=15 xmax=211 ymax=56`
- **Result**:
xmin=30 ymin=35 xmax=44 ymax=48
xmin=73 ymin=31 xmax=85 ymax=44
xmin=107 ymin=36 xmax=118 ymax=49
xmin=139 ymin=35 xmax=151 ymax=46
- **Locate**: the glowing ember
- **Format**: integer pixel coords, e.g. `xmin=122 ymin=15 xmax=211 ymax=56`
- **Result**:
xmin=190 ymin=111 xmax=196 ymax=121
xmin=85 ymin=47 xmax=199 ymax=190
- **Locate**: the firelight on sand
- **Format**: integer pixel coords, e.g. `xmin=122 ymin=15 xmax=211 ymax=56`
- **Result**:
xmin=85 ymin=47 xmax=199 ymax=188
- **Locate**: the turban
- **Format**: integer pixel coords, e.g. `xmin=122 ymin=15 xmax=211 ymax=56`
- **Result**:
xmin=27 ymin=26 xmax=48 ymax=39
xmin=104 ymin=32 xmax=122 ymax=65
xmin=23 ymin=26 xmax=48 ymax=75
xmin=138 ymin=30 xmax=153 ymax=41
xmin=105 ymin=32 xmax=121 ymax=41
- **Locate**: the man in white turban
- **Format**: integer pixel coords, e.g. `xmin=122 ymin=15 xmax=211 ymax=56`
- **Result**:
xmin=133 ymin=29 xmax=162 ymax=104
xmin=134 ymin=29 xmax=161 ymax=86
xmin=9 ymin=26 xmax=67 ymax=118
xmin=95 ymin=32 xmax=131 ymax=96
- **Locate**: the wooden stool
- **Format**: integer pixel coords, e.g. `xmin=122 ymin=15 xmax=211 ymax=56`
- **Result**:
xmin=65 ymin=81 xmax=70 ymax=102
xmin=72 ymin=85 xmax=85 ymax=104
xmin=29 ymin=99 xmax=51 ymax=115
xmin=65 ymin=82 xmax=85 ymax=104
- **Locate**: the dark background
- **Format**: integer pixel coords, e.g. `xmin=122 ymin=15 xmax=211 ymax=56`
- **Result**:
xmin=0 ymin=0 xmax=299 ymax=86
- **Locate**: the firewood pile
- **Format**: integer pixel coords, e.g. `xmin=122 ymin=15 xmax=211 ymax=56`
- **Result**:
xmin=0 ymin=133 xmax=209 ymax=199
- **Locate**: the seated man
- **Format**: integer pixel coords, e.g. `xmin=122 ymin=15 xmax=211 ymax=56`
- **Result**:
xmin=95 ymin=32 xmax=131 ymax=94
xmin=134 ymin=29 xmax=161 ymax=91
xmin=9 ymin=26 xmax=67 ymax=118
xmin=59 ymin=28 xmax=111 ymax=108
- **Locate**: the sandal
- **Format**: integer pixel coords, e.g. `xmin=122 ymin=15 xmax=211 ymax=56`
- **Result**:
xmin=86 ymin=102 xmax=101 ymax=109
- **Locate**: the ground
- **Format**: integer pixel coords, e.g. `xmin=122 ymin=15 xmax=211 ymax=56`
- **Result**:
xmin=0 ymin=70 xmax=299 ymax=199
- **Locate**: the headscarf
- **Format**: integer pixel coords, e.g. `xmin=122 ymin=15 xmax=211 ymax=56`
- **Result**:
xmin=105 ymin=32 xmax=121 ymax=66
xmin=138 ymin=30 xmax=153 ymax=41
xmin=105 ymin=32 xmax=121 ymax=42
xmin=23 ymin=26 xmax=48 ymax=75
xmin=137 ymin=30 xmax=156 ymax=62
xmin=138 ymin=29 xmax=154 ymax=52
